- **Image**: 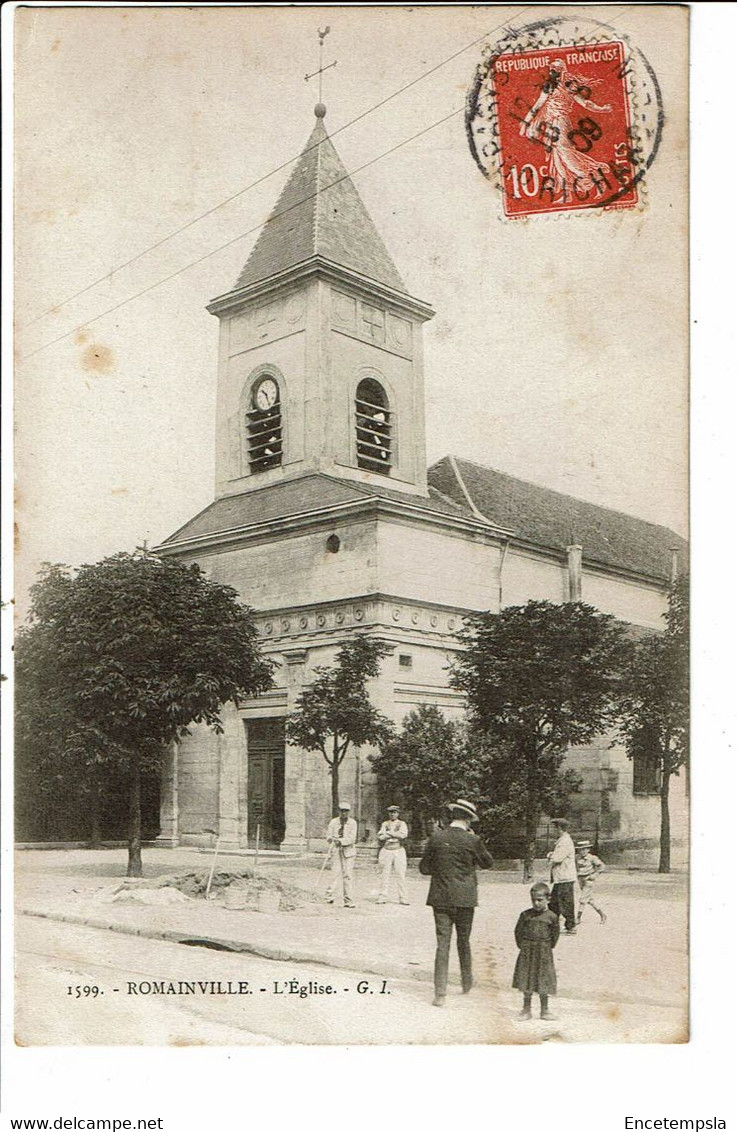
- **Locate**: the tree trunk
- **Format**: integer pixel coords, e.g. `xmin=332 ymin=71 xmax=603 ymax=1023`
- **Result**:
xmin=658 ymin=749 xmax=671 ymax=874
xmin=88 ymin=769 xmax=102 ymax=849
xmin=523 ymin=805 xmax=537 ymax=881
xmin=330 ymin=757 xmax=340 ymax=816
xmin=127 ymin=762 xmax=142 ymax=877
xmin=88 ymin=793 xmax=102 ymax=849
xmin=523 ymin=744 xmax=538 ymax=881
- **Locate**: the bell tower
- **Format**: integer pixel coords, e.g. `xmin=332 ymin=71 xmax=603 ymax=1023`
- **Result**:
xmin=207 ymin=103 xmax=435 ymax=500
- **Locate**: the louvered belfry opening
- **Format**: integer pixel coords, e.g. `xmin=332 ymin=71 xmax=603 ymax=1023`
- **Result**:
xmin=355 ymin=377 xmax=392 ymax=475
xmin=247 ymin=387 xmax=283 ymax=473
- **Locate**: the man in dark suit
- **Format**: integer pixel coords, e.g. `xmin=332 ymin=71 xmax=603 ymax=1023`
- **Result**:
xmin=419 ymin=799 xmax=493 ymax=1006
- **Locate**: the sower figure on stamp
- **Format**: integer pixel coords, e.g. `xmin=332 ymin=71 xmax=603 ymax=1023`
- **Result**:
xmin=325 ymin=802 xmax=357 ymax=909
xmin=575 ymin=840 xmax=607 ymax=924
xmin=547 ymin=818 xmax=578 ymax=934
xmin=376 ymin=805 xmax=410 ymax=905
xmin=419 ymin=799 xmax=493 ymax=1007
xmin=518 ymin=59 xmax=613 ymax=202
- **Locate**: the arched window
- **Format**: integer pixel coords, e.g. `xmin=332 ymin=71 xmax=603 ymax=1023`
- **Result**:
xmin=355 ymin=377 xmax=392 ymax=475
xmin=246 ymin=374 xmax=282 ymax=473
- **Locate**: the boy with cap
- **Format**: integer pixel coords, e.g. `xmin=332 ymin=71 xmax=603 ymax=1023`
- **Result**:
xmin=325 ymin=803 xmax=358 ymax=908
xmin=419 ymin=799 xmax=493 ymax=1006
xmin=376 ymin=805 xmax=410 ymax=905
xmin=575 ymin=840 xmax=607 ymax=924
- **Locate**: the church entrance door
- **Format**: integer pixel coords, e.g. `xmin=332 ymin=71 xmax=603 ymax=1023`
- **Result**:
xmin=245 ymin=718 xmax=286 ymax=848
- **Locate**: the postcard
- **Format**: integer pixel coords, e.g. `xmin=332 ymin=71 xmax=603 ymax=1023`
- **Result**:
xmin=10 ymin=4 xmax=690 ymax=1054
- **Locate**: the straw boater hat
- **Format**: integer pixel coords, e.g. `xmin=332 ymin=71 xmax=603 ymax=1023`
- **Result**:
xmin=575 ymin=840 xmax=592 ymax=849
xmin=448 ymin=799 xmax=479 ymax=822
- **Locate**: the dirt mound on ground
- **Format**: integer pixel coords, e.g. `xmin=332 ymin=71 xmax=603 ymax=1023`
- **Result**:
xmin=149 ymin=868 xmax=320 ymax=912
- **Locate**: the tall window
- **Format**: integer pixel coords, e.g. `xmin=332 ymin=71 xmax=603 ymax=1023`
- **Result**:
xmin=247 ymin=375 xmax=282 ymax=473
xmin=632 ymin=752 xmax=661 ymax=795
xmin=355 ymin=377 xmax=391 ymax=475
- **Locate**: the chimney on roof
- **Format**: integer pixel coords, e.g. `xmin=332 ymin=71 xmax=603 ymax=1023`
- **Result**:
xmin=670 ymin=548 xmax=680 ymax=585
xmin=566 ymin=544 xmax=583 ymax=602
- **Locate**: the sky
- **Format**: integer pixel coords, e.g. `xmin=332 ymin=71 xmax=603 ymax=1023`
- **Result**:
xmin=13 ymin=5 xmax=688 ymax=612
xmin=6 ymin=1 xmax=737 ymax=1118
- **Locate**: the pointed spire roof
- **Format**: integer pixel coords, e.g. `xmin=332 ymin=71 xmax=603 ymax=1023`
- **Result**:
xmin=234 ymin=108 xmax=407 ymax=294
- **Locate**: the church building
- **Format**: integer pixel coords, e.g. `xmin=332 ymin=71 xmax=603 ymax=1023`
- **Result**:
xmin=156 ymin=105 xmax=687 ymax=863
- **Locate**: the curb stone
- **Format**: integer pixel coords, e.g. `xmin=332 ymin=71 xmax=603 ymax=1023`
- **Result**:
xmin=20 ymin=906 xmax=684 ymax=1014
xmin=18 ymin=906 xmax=433 ymax=985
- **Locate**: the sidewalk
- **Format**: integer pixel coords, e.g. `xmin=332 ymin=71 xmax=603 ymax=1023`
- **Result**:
xmin=15 ymin=847 xmax=688 ymax=1041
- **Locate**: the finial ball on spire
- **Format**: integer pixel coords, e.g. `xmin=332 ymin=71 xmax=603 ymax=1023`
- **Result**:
xmin=314 ymin=102 xmax=327 ymax=119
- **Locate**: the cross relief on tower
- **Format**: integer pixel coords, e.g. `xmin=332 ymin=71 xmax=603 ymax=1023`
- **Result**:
xmin=331 ymin=292 xmax=413 ymax=359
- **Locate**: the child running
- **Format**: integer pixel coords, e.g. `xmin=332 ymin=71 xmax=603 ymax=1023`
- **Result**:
xmin=575 ymin=840 xmax=607 ymax=924
xmin=513 ymin=881 xmax=560 ymax=1020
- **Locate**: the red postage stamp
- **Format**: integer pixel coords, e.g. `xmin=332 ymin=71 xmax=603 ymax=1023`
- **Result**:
xmin=490 ymin=41 xmax=638 ymax=218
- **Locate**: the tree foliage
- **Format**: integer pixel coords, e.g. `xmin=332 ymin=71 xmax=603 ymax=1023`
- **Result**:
xmin=618 ymin=573 xmax=689 ymax=872
xmin=371 ymin=705 xmax=582 ymax=857
xmin=285 ymin=635 xmax=395 ymax=814
xmin=451 ymin=601 xmax=627 ymax=876
xmin=15 ymin=552 xmax=273 ymax=874
xmin=370 ymin=706 xmax=476 ymax=842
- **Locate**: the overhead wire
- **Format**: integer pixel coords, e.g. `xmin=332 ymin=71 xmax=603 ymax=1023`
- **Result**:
xmin=19 ymin=2 xmax=633 ymax=356
xmin=20 ymin=106 xmax=463 ymax=361
xmin=20 ymin=6 xmax=533 ymax=330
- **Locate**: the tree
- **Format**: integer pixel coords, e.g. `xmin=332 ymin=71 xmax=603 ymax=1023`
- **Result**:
xmin=285 ymin=635 xmax=395 ymax=814
xmin=370 ymin=706 xmax=477 ymax=845
xmin=464 ymin=732 xmax=583 ymax=861
xmin=451 ymin=601 xmax=627 ymax=878
xmin=371 ymin=706 xmax=582 ymax=858
xmin=617 ymin=574 xmax=689 ymax=873
xmin=15 ymin=552 xmax=273 ymax=876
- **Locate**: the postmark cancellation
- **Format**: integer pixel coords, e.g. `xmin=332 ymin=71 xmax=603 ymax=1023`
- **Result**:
xmin=467 ymin=18 xmax=664 ymax=219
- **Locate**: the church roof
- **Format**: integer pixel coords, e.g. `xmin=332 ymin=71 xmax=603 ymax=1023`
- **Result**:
xmin=428 ymin=456 xmax=686 ymax=583
xmin=233 ymin=112 xmax=407 ymax=294
xmin=161 ymin=473 xmax=468 ymax=547
xmin=161 ymin=459 xmax=685 ymax=586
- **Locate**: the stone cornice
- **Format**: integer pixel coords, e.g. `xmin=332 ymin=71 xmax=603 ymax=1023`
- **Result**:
xmin=207 ymin=256 xmax=435 ymax=323
xmin=254 ymin=593 xmax=471 ymax=646
xmin=394 ymin=683 xmax=466 ymax=706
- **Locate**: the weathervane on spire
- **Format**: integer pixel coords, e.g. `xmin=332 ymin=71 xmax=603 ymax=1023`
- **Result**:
xmin=305 ymin=25 xmax=336 ymax=115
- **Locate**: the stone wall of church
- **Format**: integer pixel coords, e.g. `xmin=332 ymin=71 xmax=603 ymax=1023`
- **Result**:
xmin=175 ymin=720 xmax=220 ymax=846
xmin=165 ymin=515 xmax=676 ymax=856
xmin=168 ymin=633 xmax=470 ymax=851
xmin=582 ymin=570 xmax=667 ymax=631
xmin=376 ymin=521 xmax=499 ymax=611
xmin=550 ymin=739 xmax=688 ymax=866
xmin=195 ymin=518 xmax=379 ymax=611
xmin=502 ymin=549 xmax=568 ymax=606
xmin=502 ymin=548 xmax=667 ymax=630
xmin=168 ymin=632 xmax=687 ymax=861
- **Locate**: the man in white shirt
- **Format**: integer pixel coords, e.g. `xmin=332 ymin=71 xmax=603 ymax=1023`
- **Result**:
xmin=547 ymin=818 xmax=578 ymax=934
xmin=325 ymin=802 xmax=358 ymax=908
xmin=376 ymin=805 xmax=410 ymax=905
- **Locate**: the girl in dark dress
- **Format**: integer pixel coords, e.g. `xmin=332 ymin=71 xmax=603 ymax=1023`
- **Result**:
xmin=513 ymin=882 xmax=560 ymax=1019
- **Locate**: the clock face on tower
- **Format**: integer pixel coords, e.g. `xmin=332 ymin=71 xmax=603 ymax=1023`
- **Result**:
xmin=254 ymin=376 xmax=279 ymax=411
